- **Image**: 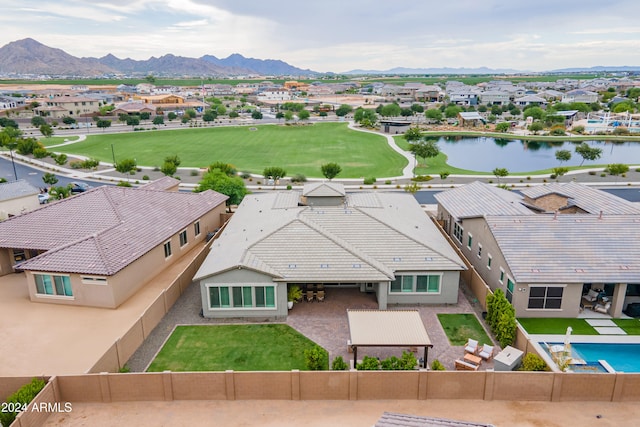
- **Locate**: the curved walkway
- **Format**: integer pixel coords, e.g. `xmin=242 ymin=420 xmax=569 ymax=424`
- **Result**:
xmin=46 ymin=134 xmax=87 ymax=148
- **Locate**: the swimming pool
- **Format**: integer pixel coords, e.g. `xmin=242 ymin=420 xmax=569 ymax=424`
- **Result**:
xmin=570 ymin=343 xmax=640 ymax=373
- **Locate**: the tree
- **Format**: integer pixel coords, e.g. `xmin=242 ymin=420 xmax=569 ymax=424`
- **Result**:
xmin=424 ymin=109 xmax=443 ymax=123
xmin=275 ymin=112 xmax=285 ymax=120
xmin=228 ymin=111 xmax=239 ymax=118
xmin=607 ymin=163 xmax=629 ymax=176
xmin=207 ymin=161 xmax=236 ymax=176
xmin=152 ymin=116 xmax=164 ymax=125
xmin=575 ymin=143 xmax=602 ymax=166
xmin=115 ymin=158 xmax=137 ymax=175
xmin=353 ymin=108 xmax=377 ymax=126
xmin=126 ymin=116 xmax=140 ymax=128
xmin=160 ymin=161 xmax=177 ymax=177
xmin=523 ymin=106 xmax=545 ymax=120
xmin=202 ymin=110 xmax=217 ymax=122
xmin=50 ymin=185 xmax=72 ymax=200
xmin=195 ymin=168 xmax=248 ymax=212
xmin=251 ymin=110 xmax=263 ymax=120
xmin=297 ymin=110 xmax=310 ymax=121
xmin=555 ymin=149 xmax=572 ymax=164
xmin=31 ymin=116 xmax=46 ymax=127
xmin=139 ymin=112 xmax=150 ymax=121
xmin=495 ymin=122 xmax=510 ymax=132
xmin=39 ymin=124 xmax=53 ymax=138
xmin=54 ymin=153 xmax=67 ymax=165
xmin=263 ymin=166 xmax=287 ymax=187
xmin=216 ymin=105 xmax=227 ymax=116
xmin=185 ymin=109 xmax=197 ymax=119
xmin=410 ymin=104 xmax=424 ymax=114
xmin=165 ymin=155 xmax=181 ymax=167
xmin=145 ymin=74 xmax=156 ymax=83
xmin=402 ymin=127 xmax=422 ymax=143
xmin=284 ymin=111 xmax=294 ymax=122
xmin=62 ymin=116 xmax=76 ymax=125
xmin=167 ymin=112 xmax=177 ymax=121
xmin=551 ymin=167 xmax=569 ymax=181
xmin=444 ymin=105 xmax=462 ymax=119
xmin=335 ymin=104 xmax=353 ymax=117
xmin=379 ymin=103 xmax=401 ymax=117
xmin=528 ymin=121 xmax=544 ymax=135
xmin=493 ymin=167 xmax=509 ymax=184
xmin=42 ymin=172 xmax=58 ymax=186
xmin=321 ymin=162 xmax=342 ymax=180
xmin=409 ymin=139 xmax=440 ymax=169
xmin=96 ymin=119 xmax=112 ymax=131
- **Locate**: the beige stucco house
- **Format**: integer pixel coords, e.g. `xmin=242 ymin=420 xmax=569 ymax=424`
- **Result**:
xmin=0 ymin=183 xmax=228 ymax=308
xmin=435 ymin=182 xmax=640 ymax=318
xmin=194 ymin=183 xmax=466 ymax=319
xmin=0 ymin=180 xmax=41 ymax=220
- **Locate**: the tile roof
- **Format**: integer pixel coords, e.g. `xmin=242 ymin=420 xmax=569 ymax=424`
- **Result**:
xmin=519 ymin=183 xmax=640 ymax=215
xmin=195 ymin=191 xmax=466 ymax=283
xmin=434 ymin=181 xmax=535 ymax=219
xmin=302 ymin=182 xmax=345 ymax=197
xmin=0 ymin=186 xmax=227 ymax=275
xmin=486 ymin=214 xmax=640 ymax=283
xmin=139 ymin=176 xmax=180 ymax=191
xmin=0 ymin=180 xmax=39 ymax=201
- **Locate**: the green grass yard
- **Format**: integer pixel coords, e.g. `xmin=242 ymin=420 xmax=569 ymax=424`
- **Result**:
xmin=437 ymin=313 xmax=493 ymax=346
xmin=517 ymin=318 xmax=640 ymax=335
xmin=147 ymin=324 xmax=327 ymax=372
xmin=54 ymin=122 xmax=408 ymax=178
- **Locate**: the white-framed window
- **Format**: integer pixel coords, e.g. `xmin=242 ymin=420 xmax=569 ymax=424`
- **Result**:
xmin=499 ymin=268 xmax=505 ymax=284
xmin=179 ymin=229 xmax=188 ymax=247
xmin=163 ymin=241 xmax=172 ymax=258
xmin=467 ymin=233 xmax=473 ymax=250
xmin=528 ymin=285 xmax=564 ymax=310
xmin=487 ymin=255 xmax=492 ymax=269
xmin=194 ymin=221 xmax=201 ymax=237
xmin=207 ymin=285 xmax=276 ymax=310
xmin=506 ymin=278 xmax=514 ymax=303
xmin=81 ymin=276 xmax=108 ymax=285
xmin=390 ymin=274 xmax=441 ymax=294
xmin=453 ymin=222 xmax=463 ymax=243
xmin=477 ymin=244 xmax=482 ymax=259
xmin=34 ymin=273 xmax=73 ymax=297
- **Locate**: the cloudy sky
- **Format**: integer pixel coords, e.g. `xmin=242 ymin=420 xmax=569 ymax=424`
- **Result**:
xmin=2 ymin=0 xmax=640 ymax=73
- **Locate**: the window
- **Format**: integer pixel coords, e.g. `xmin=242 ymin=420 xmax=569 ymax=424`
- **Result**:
xmin=453 ymin=223 xmax=463 ymax=243
xmin=81 ymin=276 xmax=108 ymax=285
xmin=194 ymin=221 xmax=201 ymax=236
xmin=163 ymin=241 xmax=172 ymax=258
xmin=477 ymin=244 xmax=482 ymax=259
xmin=506 ymin=278 xmax=514 ymax=303
xmin=179 ymin=229 xmax=188 ymax=247
xmin=34 ymin=274 xmax=73 ymax=297
xmin=528 ymin=286 xmax=564 ymax=310
xmin=208 ymin=285 xmax=276 ymax=309
xmin=467 ymin=233 xmax=473 ymax=250
xmin=390 ymin=274 xmax=441 ymax=294
xmin=487 ymin=255 xmax=492 ymax=269
xmin=499 ymin=268 xmax=505 ymax=284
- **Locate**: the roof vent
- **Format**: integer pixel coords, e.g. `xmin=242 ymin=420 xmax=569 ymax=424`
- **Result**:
xmin=424 ymin=257 xmax=433 ymax=261
xmin=393 ymin=257 xmax=402 ymax=262
xmin=320 ymin=264 xmax=329 ymax=268
xmin=288 ymin=264 xmax=297 ymax=269
xmin=620 ymin=265 xmax=630 ymax=270
xmin=352 ymin=263 xmax=361 ymax=268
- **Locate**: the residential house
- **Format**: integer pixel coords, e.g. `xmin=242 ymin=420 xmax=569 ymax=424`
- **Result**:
xmin=457 ymin=112 xmax=485 ymax=127
xmin=112 ymin=101 xmax=156 ymax=116
xmin=256 ymin=88 xmax=291 ymax=102
xmin=513 ymin=94 xmax=547 ymax=107
xmin=195 ymin=183 xmax=466 ymax=319
xmin=34 ymin=96 xmax=101 ymax=118
xmin=435 ymin=182 xmax=640 ymax=318
xmin=0 ymin=184 xmax=228 ymax=308
xmin=479 ymin=91 xmax=510 ymax=106
xmin=415 ymin=85 xmax=444 ymax=102
xmin=561 ymin=89 xmax=599 ymax=104
xmin=0 ymin=180 xmax=40 ymax=220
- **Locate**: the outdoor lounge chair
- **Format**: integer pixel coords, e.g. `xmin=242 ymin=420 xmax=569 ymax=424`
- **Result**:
xmin=594 ymin=301 xmax=611 ymax=314
xmin=306 ymin=291 xmax=314 ymax=302
xmin=455 ymin=359 xmax=479 ymax=371
xmin=464 ymin=338 xmax=478 ymax=354
xmin=478 ymin=344 xmax=494 ymax=360
xmin=316 ymin=290 xmax=325 ymax=302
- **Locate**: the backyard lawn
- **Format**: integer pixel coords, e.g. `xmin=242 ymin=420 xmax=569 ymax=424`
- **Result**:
xmin=53 ymin=122 xmax=408 ymax=178
xmin=147 ymin=324 xmax=326 ymax=372
xmin=437 ymin=313 xmax=493 ymax=346
xmin=517 ymin=318 xmax=640 ymax=335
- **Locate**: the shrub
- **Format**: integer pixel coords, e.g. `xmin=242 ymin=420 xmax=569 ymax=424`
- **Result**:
xmin=572 ymin=125 xmax=585 ymax=134
xmin=304 ymin=345 xmax=328 ymax=371
xmin=549 ymin=174 xmax=557 ymax=180
xmin=32 ymin=147 xmax=49 ymax=158
xmin=129 ymin=170 xmax=136 ymax=175
xmin=526 ymin=176 xmax=531 ymax=180
xmin=411 ymin=175 xmax=433 ymax=182
xmin=431 ymin=359 xmax=446 ymax=371
xmin=399 ymin=351 xmax=418 ymax=370
xmin=240 ymin=171 xmax=252 ymax=179
xmin=356 ymin=356 xmax=380 ymax=370
xmin=331 ymin=356 xmax=349 ymax=370
xmin=286 ymin=184 xmax=292 ymax=190
xmin=291 ymin=173 xmax=307 ymax=183
xmin=54 ymin=153 xmax=68 ymax=165
xmin=153 ymin=166 xmax=160 ymax=171
xmin=81 ymin=158 xmax=99 ymax=169
xmin=142 ymin=175 xmax=150 ymax=180
xmin=384 ymin=180 xmax=392 ymax=185
xmin=117 ymin=181 xmax=132 ymax=187
xmin=600 ymin=173 xmax=606 ymax=177
xmin=439 ymin=171 xmax=450 ymax=180
xmin=190 ymin=170 xmax=200 ymax=177
xmin=0 ymin=377 xmax=47 ymax=427
xmin=70 ymin=161 xmax=83 ymax=169
xmin=588 ymin=171 xmax=597 ymax=175
xmin=363 ymin=177 xmax=376 ymax=185
xmin=380 ymin=356 xmax=402 ymax=370
xmin=519 ymin=353 xmax=548 ymax=371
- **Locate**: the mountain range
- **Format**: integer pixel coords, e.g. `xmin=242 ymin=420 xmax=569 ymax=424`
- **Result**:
xmin=0 ymin=38 xmax=317 ymax=77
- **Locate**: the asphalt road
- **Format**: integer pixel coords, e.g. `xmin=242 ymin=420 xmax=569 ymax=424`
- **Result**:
xmin=2 ymin=156 xmax=639 ymax=203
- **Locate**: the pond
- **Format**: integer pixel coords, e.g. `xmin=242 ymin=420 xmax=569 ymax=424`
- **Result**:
xmin=434 ymin=136 xmax=640 ymax=173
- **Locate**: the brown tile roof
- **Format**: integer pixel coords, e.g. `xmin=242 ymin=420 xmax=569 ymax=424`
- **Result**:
xmin=0 ymin=186 xmax=227 ymax=275
xmin=139 ymin=176 xmax=180 ymax=191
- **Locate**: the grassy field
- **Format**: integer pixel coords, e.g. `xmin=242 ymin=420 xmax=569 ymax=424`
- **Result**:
xmin=54 ymin=122 xmax=407 ymax=178
xmin=147 ymin=324 xmax=326 ymax=372
xmin=517 ymin=318 xmax=640 ymax=335
xmin=437 ymin=313 xmax=493 ymax=346
xmin=38 ymin=136 xmax=79 ymax=147
xmin=394 ymin=137 xmax=482 ymax=175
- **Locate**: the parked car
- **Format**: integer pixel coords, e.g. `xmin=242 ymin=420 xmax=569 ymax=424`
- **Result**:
xmin=69 ymin=182 xmax=91 ymax=193
xmin=37 ymin=193 xmax=50 ymax=204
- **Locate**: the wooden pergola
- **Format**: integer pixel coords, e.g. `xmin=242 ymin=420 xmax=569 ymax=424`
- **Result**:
xmin=347 ymin=309 xmax=433 ymax=369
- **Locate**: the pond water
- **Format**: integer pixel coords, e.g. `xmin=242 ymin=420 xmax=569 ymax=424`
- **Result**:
xmin=433 ymin=136 xmax=640 ymax=172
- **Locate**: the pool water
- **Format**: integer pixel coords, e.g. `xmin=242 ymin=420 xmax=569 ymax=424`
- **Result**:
xmin=570 ymin=343 xmax=640 ymax=373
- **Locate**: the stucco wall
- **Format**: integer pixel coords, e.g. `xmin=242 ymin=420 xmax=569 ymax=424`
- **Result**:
xmin=0 ymin=194 xmax=40 ymax=219
xmin=386 ymin=271 xmax=460 ymax=305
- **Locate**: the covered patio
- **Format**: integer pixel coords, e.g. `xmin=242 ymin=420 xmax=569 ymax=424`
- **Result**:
xmin=347 ymin=309 xmax=433 ymax=369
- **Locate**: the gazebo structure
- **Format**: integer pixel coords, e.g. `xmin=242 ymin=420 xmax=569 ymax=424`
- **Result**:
xmin=347 ymin=309 xmax=432 ymax=369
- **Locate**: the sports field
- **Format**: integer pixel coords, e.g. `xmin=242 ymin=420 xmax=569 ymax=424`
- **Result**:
xmin=54 ymin=122 xmax=408 ymax=178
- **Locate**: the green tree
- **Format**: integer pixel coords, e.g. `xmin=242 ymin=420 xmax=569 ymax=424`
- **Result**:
xmin=444 ymin=105 xmax=462 ymax=119
xmin=410 ymin=104 xmax=424 ymax=114
xmin=263 ymin=166 xmax=287 ymax=187
xmin=331 ymin=356 xmax=349 ymax=370
xmin=185 ymin=109 xmax=197 ymax=119
xmin=519 ymin=353 xmax=548 ymax=371
xmin=202 ymin=110 xmax=217 ymax=122
xmin=551 ymin=167 xmax=569 ymax=181
xmin=54 ymin=153 xmax=67 ymax=166
xmin=613 ymin=100 xmax=636 ymax=113
xmin=126 ymin=116 xmax=140 ymax=128
xmin=409 ymin=139 xmax=440 ymax=169
xmin=353 ymin=108 xmax=377 ymax=126
xmin=145 ymin=74 xmax=156 ymax=83
xmin=555 ymin=149 xmax=572 ymax=164
xmin=297 ymin=110 xmax=310 ymax=121
xmin=167 ymin=112 xmax=177 ymax=121
xmin=140 ymin=111 xmax=151 ymax=121
xmin=607 ymin=163 xmax=629 ymax=176
xmin=402 ymin=127 xmax=422 ymax=143
xmin=16 ymin=138 xmax=40 ymax=155
xmin=62 ymin=116 xmax=76 ymax=125
xmin=42 ymin=172 xmax=58 ymax=186
xmin=275 ymin=111 xmax=285 ymax=120
xmin=523 ymin=106 xmax=546 ymax=120
xmin=321 ymin=162 xmax=342 ymax=180
xmin=96 ymin=119 xmax=112 ymax=131
xmin=304 ymin=345 xmax=328 ymax=371
xmin=380 ymin=103 xmax=401 ymax=117
xmin=39 ymin=124 xmax=53 ymax=138
xmin=575 ymin=143 xmax=603 ymax=166
xmin=424 ymin=109 xmax=443 ymax=123
xmin=493 ymin=167 xmax=509 ymax=184
xmin=195 ymin=168 xmax=248 ymax=212
xmin=216 ymin=105 xmax=227 ymax=116
xmin=251 ymin=110 xmax=263 ymax=120
xmin=160 ymin=161 xmax=177 ymax=176
xmin=50 ymin=185 xmax=72 ymax=200
xmin=495 ymin=122 xmax=510 ymax=132
xmin=152 ymin=116 xmax=164 ymax=125
xmin=335 ymin=104 xmax=353 ymax=117
xmin=528 ymin=121 xmax=544 ymax=135
xmin=115 ymin=158 xmax=137 ymax=175
xmin=284 ymin=111 xmax=294 ymax=122
xmin=31 ymin=116 xmax=46 ymax=127
xmin=208 ymin=161 xmax=236 ymax=176
xmin=164 ymin=155 xmax=181 ymax=167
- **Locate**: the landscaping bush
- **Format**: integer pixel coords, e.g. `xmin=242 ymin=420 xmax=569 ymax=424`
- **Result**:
xmin=588 ymin=171 xmax=597 ymax=175
xmin=331 ymin=356 xmax=349 ymax=371
xmin=572 ymin=125 xmax=585 ymax=134
xmin=600 ymin=173 xmax=607 ymax=177
xmin=0 ymin=377 xmax=47 ymax=427
xmin=411 ymin=175 xmax=433 ymax=182
xmin=142 ymin=175 xmax=150 ymax=180
xmin=486 ymin=289 xmax=516 ymax=347
xmin=363 ymin=177 xmax=376 ymax=185
xmin=117 ymin=181 xmax=132 ymax=187
xmin=32 ymin=147 xmax=49 ymax=159
xmin=384 ymin=180 xmax=392 ymax=185
xmin=286 ymin=184 xmax=292 ymax=190
xmin=240 ymin=171 xmax=252 ymax=179
xmin=519 ymin=353 xmax=548 ymax=371
xmin=54 ymin=153 xmax=67 ymax=166
xmin=304 ymin=345 xmax=328 ymax=371
xmin=356 ymin=356 xmax=380 ymax=370
xmin=69 ymin=161 xmax=83 ymax=169
xmin=190 ymin=169 xmax=199 ymax=177
xmin=431 ymin=359 xmax=446 ymax=371
xmin=380 ymin=356 xmax=402 ymax=370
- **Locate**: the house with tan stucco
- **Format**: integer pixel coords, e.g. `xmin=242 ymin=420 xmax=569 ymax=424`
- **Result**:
xmin=0 ymin=181 xmax=228 ymax=308
xmin=0 ymin=180 xmax=40 ymax=220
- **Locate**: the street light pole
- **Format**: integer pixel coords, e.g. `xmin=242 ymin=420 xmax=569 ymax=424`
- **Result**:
xmin=111 ymin=144 xmax=116 ymax=166
xmin=9 ymin=149 xmax=18 ymax=181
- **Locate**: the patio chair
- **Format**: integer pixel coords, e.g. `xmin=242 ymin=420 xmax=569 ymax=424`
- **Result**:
xmin=464 ymin=338 xmax=478 ymax=355
xmin=594 ymin=301 xmax=611 ymax=314
xmin=455 ymin=359 xmax=479 ymax=371
xmin=306 ymin=291 xmax=314 ymax=302
xmin=316 ymin=290 xmax=325 ymax=302
xmin=478 ymin=344 xmax=494 ymax=361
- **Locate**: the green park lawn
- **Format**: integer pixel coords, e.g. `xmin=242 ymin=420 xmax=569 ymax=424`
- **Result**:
xmin=517 ymin=318 xmax=640 ymax=335
xmin=147 ymin=324 xmax=326 ymax=372
xmin=54 ymin=122 xmax=408 ymax=178
xmin=38 ymin=136 xmax=79 ymax=147
xmin=437 ymin=313 xmax=493 ymax=346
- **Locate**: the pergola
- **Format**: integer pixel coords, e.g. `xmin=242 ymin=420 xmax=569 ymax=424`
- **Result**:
xmin=347 ymin=309 xmax=432 ymax=369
